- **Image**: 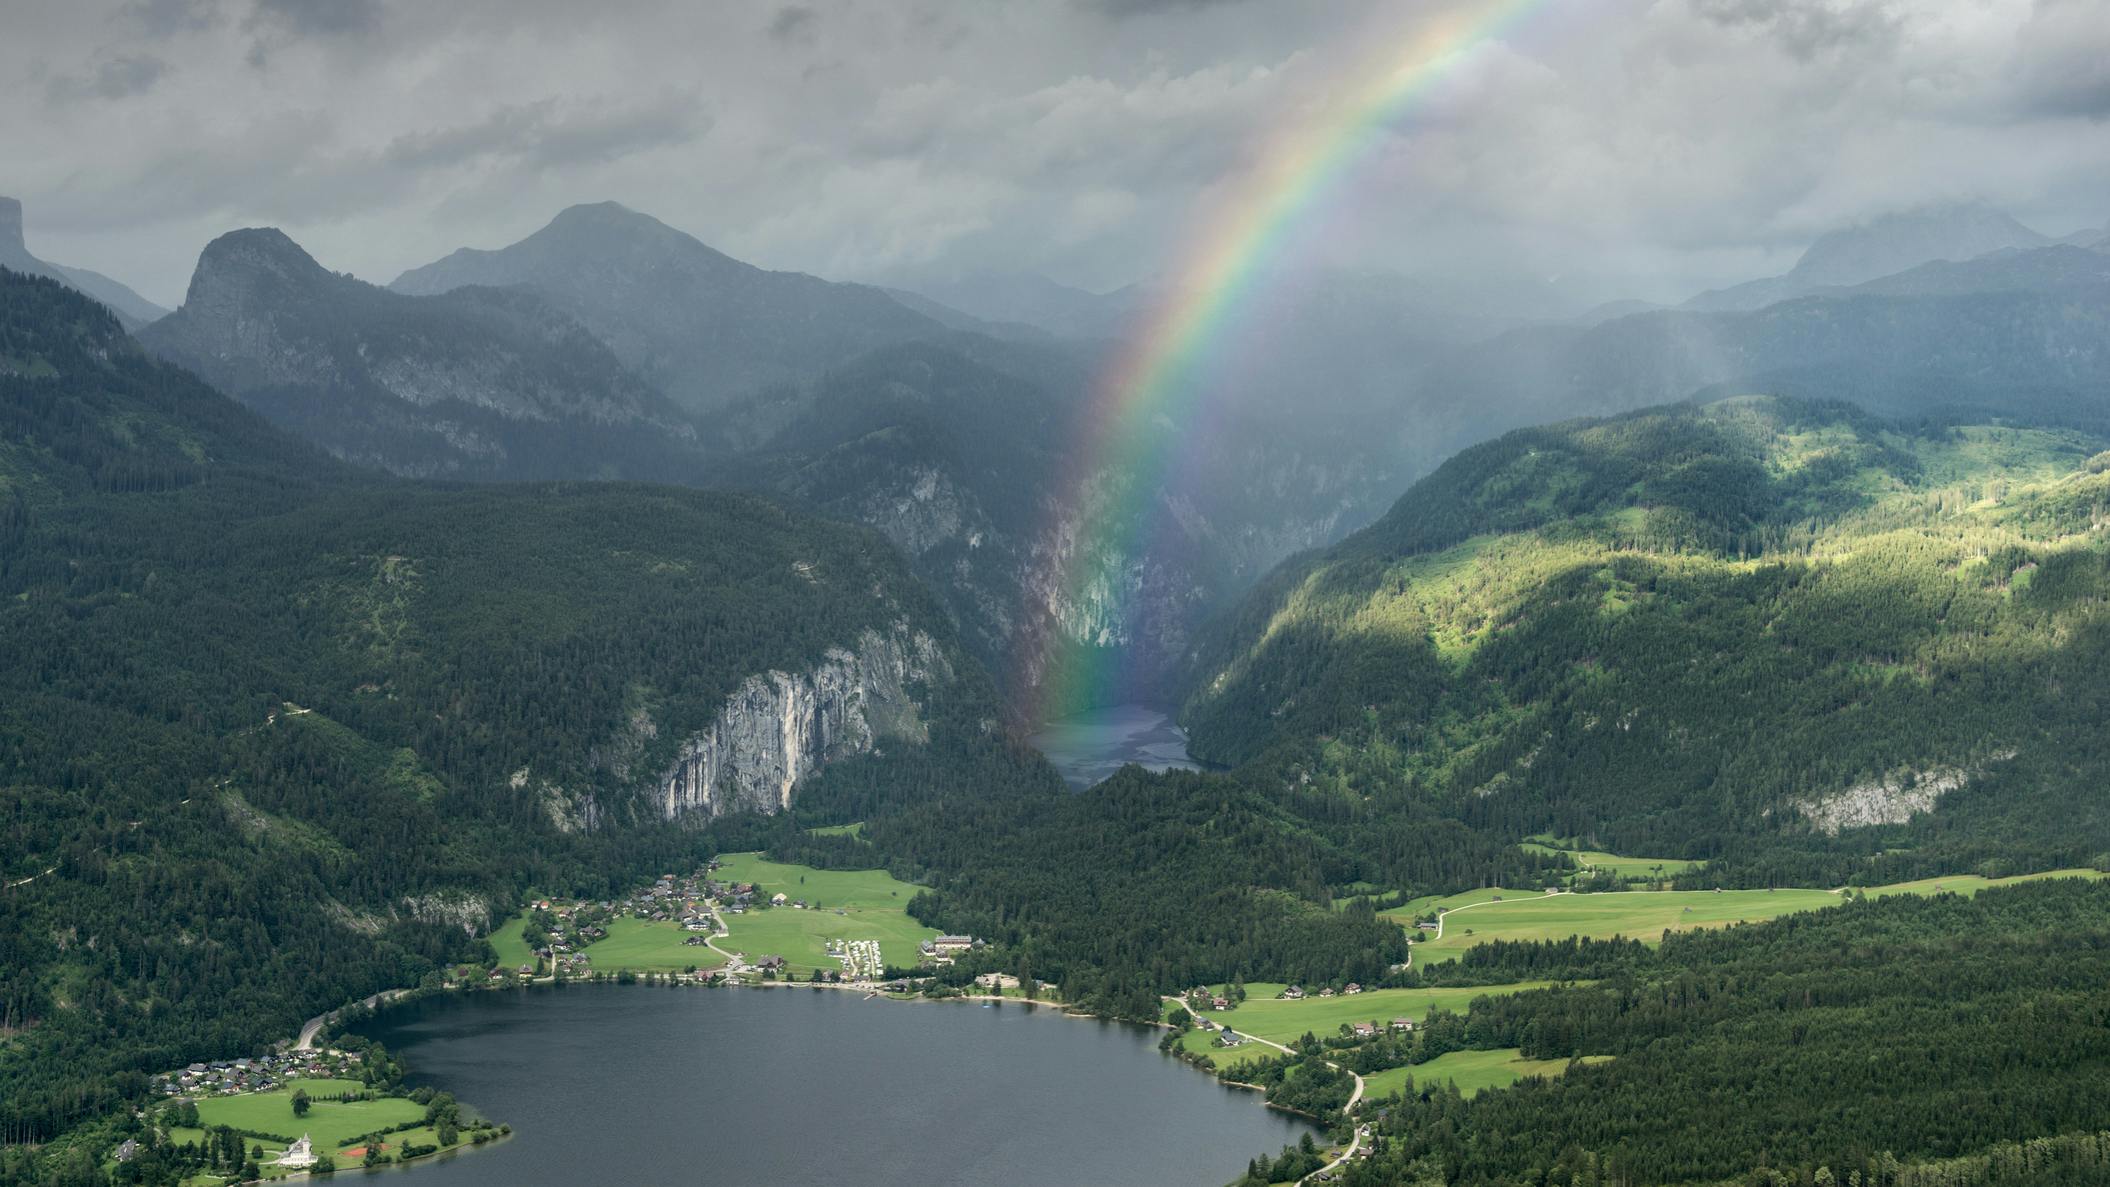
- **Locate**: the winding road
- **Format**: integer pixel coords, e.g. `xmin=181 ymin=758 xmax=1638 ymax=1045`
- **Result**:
xmin=1162 ymin=995 xmax=1366 ymax=1183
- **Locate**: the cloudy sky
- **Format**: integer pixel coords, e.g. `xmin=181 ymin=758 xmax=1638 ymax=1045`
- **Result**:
xmin=7 ymin=0 xmax=2109 ymax=311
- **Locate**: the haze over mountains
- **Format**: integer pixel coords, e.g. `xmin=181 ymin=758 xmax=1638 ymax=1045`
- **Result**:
xmin=139 ymin=226 xmax=701 ymax=481
xmin=12 ymin=192 xmax=2110 ymax=713
xmin=0 ymin=197 xmax=166 ymax=330
xmin=390 ymin=202 xmax=952 ymax=413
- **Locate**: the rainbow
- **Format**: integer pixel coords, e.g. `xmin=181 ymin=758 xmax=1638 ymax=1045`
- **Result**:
xmin=1027 ymin=0 xmax=1550 ymax=717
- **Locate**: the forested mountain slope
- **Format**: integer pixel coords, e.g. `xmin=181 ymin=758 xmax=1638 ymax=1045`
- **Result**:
xmin=138 ymin=228 xmax=703 ymax=481
xmin=1184 ymin=396 xmax=2110 ymax=872
xmin=0 ymin=269 xmax=1026 ymax=1142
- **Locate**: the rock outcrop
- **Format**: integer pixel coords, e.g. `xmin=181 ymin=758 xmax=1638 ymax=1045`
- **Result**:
xmin=655 ymin=626 xmax=949 ymax=819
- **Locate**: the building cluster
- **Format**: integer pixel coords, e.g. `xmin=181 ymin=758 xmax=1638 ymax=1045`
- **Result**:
xmin=152 ymin=1049 xmax=365 ymax=1099
xmin=917 ymin=934 xmax=979 ymax=962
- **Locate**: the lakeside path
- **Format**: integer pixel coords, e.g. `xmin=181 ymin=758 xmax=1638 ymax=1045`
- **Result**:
xmin=1164 ymin=995 xmax=1365 ymax=1183
xmin=297 ymin=988 xmax=418 ymax=1050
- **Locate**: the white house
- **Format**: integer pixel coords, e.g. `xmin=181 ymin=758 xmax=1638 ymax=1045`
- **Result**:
xmin=275 ymin=1134 xmax=317 ymax=1169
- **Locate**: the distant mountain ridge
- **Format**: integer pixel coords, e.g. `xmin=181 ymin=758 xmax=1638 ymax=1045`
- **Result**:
xmin=139 ymin=226 xmax=703 ymax=480
xmin=390 ymin=202 xmax=950 ymax=412
xmin=0 ymin=195 xmax=167 ymax=328
xmin=1685 ymin=203 xmax=2055 ymax=312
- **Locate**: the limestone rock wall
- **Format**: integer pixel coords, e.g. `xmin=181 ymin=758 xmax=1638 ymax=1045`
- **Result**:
xmin=654 ymin=626 xmax=948 ymax=819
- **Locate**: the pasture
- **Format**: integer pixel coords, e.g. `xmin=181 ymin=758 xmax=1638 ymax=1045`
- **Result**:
xmin=578 ymin=916 xmax=727 ymax=973
xmin=1361 ymin=1049 xmax=1612 ymax=1100
xmin=1519 ymin=836 xmax=1699 ymax=881
xmin=711 ymin=853 xmax=936 ymax=974
xmin=175 ymin=1079 xmax=424 ymax=1148
xmin=1389 ymin=869 xmax=2110 ymax=964
xmin=486 ymin=916 xmax=534 ymax=969
xmin=1193 ymin=982 xmax=1566 ymax=1049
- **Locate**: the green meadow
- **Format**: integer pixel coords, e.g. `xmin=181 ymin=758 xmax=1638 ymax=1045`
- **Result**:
xmin=486 ymin=916 xmax=534 ymax=969
xmin=1389 ymin=869 xmax=2110 ymax=963
xmin=173 ymin=1079 xmax=424 ymax=1149
xmin=709 ymin=853 xmax=936 ymax=974
xmin=1519 ymin=836 xmax=1699 ymax=881
xmin=1180 ymin=981 xmax=1565 ymax=1058
xmin=578 ymin=916 xmax=727 ymax=973
xmin=1360 ymin=1049 xmax=1613 ymax=1100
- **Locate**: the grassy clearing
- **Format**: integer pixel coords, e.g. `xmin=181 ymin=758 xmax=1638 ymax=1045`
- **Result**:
xmin=710 ymin=853 xmax=936 ymax=974
xmin=1361 ymin=1049 xmax=1613 ymax=1100
xmin=180 ymin=1080 xmax=424 ymax=1147
xmin=805 ymin=822 xmax=865 ymax=838
xmin=1857 ymin=869 xmax=2107 ymax=899
xmin=578 ymin=916 xmax=727 ymax=974
xmin=1393 ymin=888 xmax=1840 ymax=962
xmin=1390 ymin=869 xmax=2110 ymax=964
xmin=1189 ymin=982 xmax=1565 ymax=1050
xmin=1520 ymin=836 xmax=1699 ymax=881
xmin=486 ymin=916 xmax=534 ymax=969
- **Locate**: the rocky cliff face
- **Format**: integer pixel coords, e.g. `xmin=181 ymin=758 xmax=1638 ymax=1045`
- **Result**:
xmin=655 ymin=626 xmax=949 ymax=819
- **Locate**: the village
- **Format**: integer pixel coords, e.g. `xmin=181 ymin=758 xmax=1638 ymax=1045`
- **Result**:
xmin=506 ymin=856 xmax=986 ymax=989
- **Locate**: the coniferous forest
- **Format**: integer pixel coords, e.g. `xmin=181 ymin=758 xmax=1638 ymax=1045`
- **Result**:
xmin=7 ymin=217 xmax=2110 ymax=1185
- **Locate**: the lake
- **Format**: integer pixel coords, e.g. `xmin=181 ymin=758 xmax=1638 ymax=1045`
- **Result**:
xmin=1029 ymin=703 xmax=1204 ymax=789
xmin=358 ymin=985 xmax=1310 ymax=1186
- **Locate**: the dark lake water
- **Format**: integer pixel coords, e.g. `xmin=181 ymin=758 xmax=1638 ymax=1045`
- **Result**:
xmin=1029 ymin=703 xmax=1204 ymax=789
xmin=359 ymin=984 xmax=1309 ymax=1186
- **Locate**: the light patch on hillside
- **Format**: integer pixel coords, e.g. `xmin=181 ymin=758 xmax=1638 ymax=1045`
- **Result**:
xmin=1792 ymin=763 xmax=1988 ymax=834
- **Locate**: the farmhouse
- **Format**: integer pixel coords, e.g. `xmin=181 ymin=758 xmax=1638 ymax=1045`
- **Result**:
xmin=755 ymin=955 xmax=788 ymax=972
xmin=1390 ymin=1018 xmax=1415 ymax=1032
xmin=1352 ymin=1022 xmax=1378 ymax=1039
xmin=933 ymin=935 xmax=975 ymax=954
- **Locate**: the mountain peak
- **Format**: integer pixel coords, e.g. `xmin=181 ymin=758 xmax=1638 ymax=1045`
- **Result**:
xmin=532 ymin=200 xmax=705 ymax=254
xmin=0 ymin=196 xmax=24 ymax=257
xmin=1788 ymin=203 xmax=2048 ymax=288
xmin=184 ymin=227 xmax=330 ymax=310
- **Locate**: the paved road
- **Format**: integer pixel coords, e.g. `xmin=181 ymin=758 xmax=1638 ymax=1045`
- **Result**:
xmin=296 ymin=988 xmax=415 ymax=1050
xmin=1161 ymin=995 xmax=1368 ymax=1184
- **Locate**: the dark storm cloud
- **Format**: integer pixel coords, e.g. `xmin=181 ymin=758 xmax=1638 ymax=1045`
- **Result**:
xmin=767 ymin=5 xmax=817 ymax=41
xmin=2006 ymin=0 xmax=2110 ymax=119
xmin=1688 ymin=0 xmax=1901 ymax=61
xmin=247 ymin=0 xmax=382 ymax=36
xmin=1088 ymin=0 xmax=1252 ymax=14
xmin=383 ymin=96 xmax=711 ymax=172
xmin=4 ymin=0 xmax=2108 ymax=310
xmin=46 ymin=53 xmax=168 ymax=104
xmin=127 ymin=0 xmax=223 ymax=35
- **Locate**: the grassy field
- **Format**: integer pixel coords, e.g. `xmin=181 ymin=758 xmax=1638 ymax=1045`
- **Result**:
xmin=174 ymin=1079 xmax=425 ymax=1148
xmin=1857 ymin=869 xmax=2107 ymax=899
xmin=1520 ymin=836 xmax=1699 ymax=881
xmin=709 ymin=853 xmax=936 ymax=974
xmin=805 ymin=822 xmax=866 ymax=838
xmin=486 ymin=916 xmax=534 ymax=969
xmin=578 ymin=916 xmax=727 ymax=974
xmin=1389 ymin=869 xmax=2110 ymax=964
xmin=1361 ymin=1049 xmax=1612 ymax=1100
xmin=1396 ymin=887 xmax=1839 ymax=962
xmin=1181 ymin=981 xmax=1564 ymax=1054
